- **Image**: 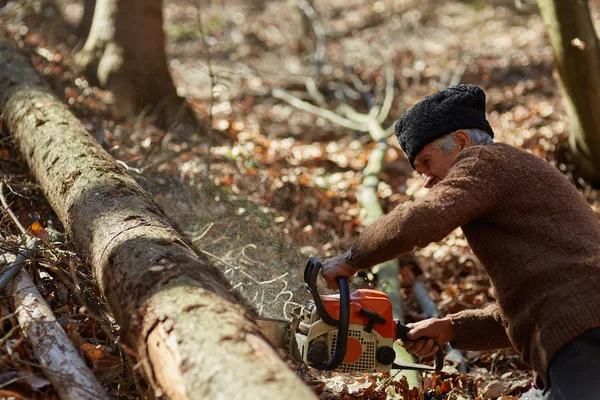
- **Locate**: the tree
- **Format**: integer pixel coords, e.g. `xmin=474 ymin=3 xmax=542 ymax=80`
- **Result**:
xmin=0 ymin=34 xmax=316 ymax=400
xmin=75 ymin=0 xmax=195 ymax=127
xmin=537 ymin=0 xmax=600 ymax=185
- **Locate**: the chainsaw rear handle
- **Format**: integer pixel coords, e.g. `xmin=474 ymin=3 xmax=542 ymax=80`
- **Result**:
xmin=304 ymin=257 xmax=350 ymax=371
xmin=396 ymin=322 xmax=445 ymax=371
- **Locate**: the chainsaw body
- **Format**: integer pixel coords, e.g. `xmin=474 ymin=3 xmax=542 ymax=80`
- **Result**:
xmin=257 ymin=257 xmax=444 ymax=373
xmin=291 ymin=288 xmax=397 ymax=373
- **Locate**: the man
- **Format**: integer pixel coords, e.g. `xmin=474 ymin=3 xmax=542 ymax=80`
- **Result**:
xmin=321 ymin=84 xmax=600 ymax=399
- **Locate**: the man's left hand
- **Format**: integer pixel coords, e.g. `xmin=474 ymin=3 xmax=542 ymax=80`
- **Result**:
xmin=321 ymin=254 xmax=359 ymax=290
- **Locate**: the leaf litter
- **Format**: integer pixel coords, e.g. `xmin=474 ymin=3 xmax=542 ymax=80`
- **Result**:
xmin=1 ymin=0 xmax=598 ymax=398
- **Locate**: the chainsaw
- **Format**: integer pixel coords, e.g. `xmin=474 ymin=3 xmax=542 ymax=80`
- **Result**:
xmin=256 ymin=257 xmax=444 ymax=373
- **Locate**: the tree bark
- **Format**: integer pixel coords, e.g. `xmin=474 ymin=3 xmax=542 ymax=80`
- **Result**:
xmin=0 ymin=35 xmax=316 ymax=400
xmin=76 ymin=0 xmax=194 ymax=128
xmin=537 ymin=0 xmax=600 ymax=184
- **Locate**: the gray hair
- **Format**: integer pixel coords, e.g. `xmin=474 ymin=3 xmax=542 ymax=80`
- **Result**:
xmin=431 ymin=129 xmax=493 ymax=153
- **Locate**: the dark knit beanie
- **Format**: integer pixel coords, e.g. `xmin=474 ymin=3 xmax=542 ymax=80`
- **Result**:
xmin=394 ymin=84 xmax=494 ymax=168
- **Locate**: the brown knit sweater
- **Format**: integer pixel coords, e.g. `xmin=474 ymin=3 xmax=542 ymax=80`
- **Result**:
xmin=346 ymin=143 xmax=600 ymax=386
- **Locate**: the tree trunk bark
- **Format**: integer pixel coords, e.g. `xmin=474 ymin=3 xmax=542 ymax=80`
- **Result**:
xmin=0 ymin=35 xmax=316 ymax=400
xmin=76 ymin=0 xmax=194 ymax=128
xmin=537 ymin=0 xmax=600 ymax=185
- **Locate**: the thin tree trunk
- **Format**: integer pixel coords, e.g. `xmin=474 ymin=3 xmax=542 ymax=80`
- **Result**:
xmin=53 ymin=0 xmax=96 ymax=40
xmin=76 ymin=0 xmax=194 ymax=127
xmin=337 ymin=105 xmax=419 ymax=388
xmin=0 ymin=35 xmax=316 ymax=400
xmin=537 ymin=0 xmax=600 ymax=184
xmin=77 ymin=0 xmax=97 ymax=40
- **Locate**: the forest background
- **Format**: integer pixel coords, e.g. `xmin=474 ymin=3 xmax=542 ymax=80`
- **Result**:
xmin=0 ymin=0 xmax=598 ymax=399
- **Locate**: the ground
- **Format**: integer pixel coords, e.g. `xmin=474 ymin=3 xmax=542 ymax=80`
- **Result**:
xmin=0 ymin=0 xmax=598 ymax=399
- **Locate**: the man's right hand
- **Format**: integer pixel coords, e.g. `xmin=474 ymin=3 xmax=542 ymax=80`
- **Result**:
xmin=321 ymin=254 xmax=360 ymax=290
xmin=399 ymin=317 xmax=457 ymax=358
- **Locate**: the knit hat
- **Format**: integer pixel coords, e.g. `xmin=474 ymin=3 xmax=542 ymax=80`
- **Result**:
xmin=394 ymin=84 xmax=494 ymax=168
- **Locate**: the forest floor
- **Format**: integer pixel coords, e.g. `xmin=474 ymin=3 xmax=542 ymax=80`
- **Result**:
xmin=1 ymin=0 xmax=599 ymax=399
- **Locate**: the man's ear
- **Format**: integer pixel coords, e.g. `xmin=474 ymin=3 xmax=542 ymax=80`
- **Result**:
xmin=454 ymin=130 xmax=472 ymax=149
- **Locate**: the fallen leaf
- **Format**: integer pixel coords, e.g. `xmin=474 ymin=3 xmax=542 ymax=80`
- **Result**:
xmin=81 ymin=343 xmax=106 ymax=361
xmin=29 ymin=221 xmax=50 ymax=241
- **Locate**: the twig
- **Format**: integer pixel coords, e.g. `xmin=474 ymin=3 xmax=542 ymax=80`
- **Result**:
xmin=0 ymin=238 xmax=38 ymax=292
xmin=0 ymin=324 xmax=20 ymax=347
xmin=116 ymin=159 xmax=144 ymax=175
xmin=68 ymin=258 xmax=88 ymax=309
xmin=191 ymin=222 xmax=214 ymax=243
xmin=240 ymin=244 xmax=265 ymax=267
xmin=196 ymin=6 xmax=217 ymax=189
xmin=0 ymin=181 xmax=28 ymax=236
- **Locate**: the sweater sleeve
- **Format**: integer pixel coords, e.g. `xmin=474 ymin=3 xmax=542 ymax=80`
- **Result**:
xmin=346 ymin=146 xmax=502 ymax=270
xmin=448 ymin=303 xmax=514 ymax=350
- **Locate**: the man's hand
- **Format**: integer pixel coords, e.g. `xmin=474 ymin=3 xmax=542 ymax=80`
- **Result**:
xmin=399 ymin=317 xmax=456 ymax=358
xmin=321 ymin=255 xmax=359 ymax=290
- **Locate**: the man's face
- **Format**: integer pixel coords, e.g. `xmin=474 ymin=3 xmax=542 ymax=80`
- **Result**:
xmin=413 ymin=142 xmax=461 ymax=188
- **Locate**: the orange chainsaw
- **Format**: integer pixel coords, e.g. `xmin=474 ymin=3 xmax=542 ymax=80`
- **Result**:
xmin=256 ymin=257 xmax=444 ymax=373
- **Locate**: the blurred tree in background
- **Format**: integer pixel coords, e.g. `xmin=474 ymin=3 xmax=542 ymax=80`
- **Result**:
xmin=537 ymin=0 xmax=600 ymax=186
xmin=74 ymin=0 xmax=196 ymax=128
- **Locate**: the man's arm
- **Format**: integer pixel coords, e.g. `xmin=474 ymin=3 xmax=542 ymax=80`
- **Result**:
xmin=322 ymin=146 xmax=502 ymax=288
xmin=348 ymin=147 xmax=501 ymax=270
xmin=447 ymin=303 xmax=514 ymax=350
xmin=401 ymin=303 xmax=514 ymax=357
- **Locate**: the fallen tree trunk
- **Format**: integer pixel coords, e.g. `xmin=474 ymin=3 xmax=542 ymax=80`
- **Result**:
xmin=0 ymin=35 xmax=315 ymax=399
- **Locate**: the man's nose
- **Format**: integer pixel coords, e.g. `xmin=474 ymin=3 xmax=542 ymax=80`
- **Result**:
xmin=422 ymin=174 xmax=434 ymax=188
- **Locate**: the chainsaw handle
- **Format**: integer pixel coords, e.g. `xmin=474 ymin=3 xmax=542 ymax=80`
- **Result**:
xmin=304 ymin=257 xmax=344 ymax=326
xmin=304 ymin=257 xmax=350 ymax=370
xmin=396 ymin=322 xmax=445 ymax=371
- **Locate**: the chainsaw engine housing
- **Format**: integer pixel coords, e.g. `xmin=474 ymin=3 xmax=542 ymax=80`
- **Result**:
xmin=290 ymin=289 xmax=396 ymax=373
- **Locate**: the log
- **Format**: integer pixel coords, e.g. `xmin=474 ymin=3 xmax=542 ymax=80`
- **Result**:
xmin=0 ymin=35 xmax=315 ymax=399
xmin=10 ymin=268 xmax=109 ymax=400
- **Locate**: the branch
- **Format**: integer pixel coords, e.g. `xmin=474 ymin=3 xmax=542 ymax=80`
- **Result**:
xmin=272 ymin=88 xmax=368 ymax=131
xmin=305 ymin=77 xmax=327 ymax=107
xmin=294 ymin=0 xmax=326 ymax=72
xmin=377 ymin=56 xmax=396 ymax=123
xmin=0 ymin=238 xmax=38 ymax=292
xmin=0 ymin=181 xmax=28 ymax=236
xmin=10 ymin=268 xmax=109 ymax=399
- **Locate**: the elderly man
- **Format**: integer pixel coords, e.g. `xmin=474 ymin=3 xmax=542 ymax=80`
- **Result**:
xmin=321 ymin=84 xmax=600 ymax=399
